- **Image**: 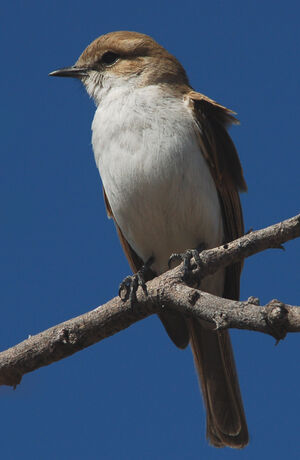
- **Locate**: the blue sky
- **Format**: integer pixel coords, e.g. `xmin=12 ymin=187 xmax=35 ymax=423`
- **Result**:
xmin=1 ymin=1 xmax=299 ymax=459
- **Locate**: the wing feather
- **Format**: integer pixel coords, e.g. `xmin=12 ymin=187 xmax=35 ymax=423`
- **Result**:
xmin=187 ymin=91 xmax=248 ymax=447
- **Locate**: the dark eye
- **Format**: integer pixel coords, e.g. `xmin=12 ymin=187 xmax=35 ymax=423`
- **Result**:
xmin=101 ymin=51 xmax=119 ymax=65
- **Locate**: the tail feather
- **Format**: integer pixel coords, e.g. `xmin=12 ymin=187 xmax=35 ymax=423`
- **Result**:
xmin=188 ymin=318 xmax=248 ymax=448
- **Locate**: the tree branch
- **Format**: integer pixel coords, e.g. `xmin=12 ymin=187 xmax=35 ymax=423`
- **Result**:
xmin=0 ymin=214 xmax=299 ymax=388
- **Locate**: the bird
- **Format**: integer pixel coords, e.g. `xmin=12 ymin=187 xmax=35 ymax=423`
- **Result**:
xmin=49 ymin=31 xmax=248 ymax=448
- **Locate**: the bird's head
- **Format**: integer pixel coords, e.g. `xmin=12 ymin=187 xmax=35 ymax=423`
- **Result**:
xmin=49 ymin=31 xmax=189 ymax=105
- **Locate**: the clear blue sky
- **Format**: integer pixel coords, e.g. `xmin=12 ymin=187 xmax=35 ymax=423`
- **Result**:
xmin=1 ymin=1 xmax=299 ymax=459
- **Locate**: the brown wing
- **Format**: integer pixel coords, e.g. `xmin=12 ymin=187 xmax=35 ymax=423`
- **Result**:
xmin=187 ymin=91 xmax=248 ymax=447
xmin=189 ymin=91 xmax=247 ymax=300
xmin=103 ymin=188 xmax=190 ymax=349
xmin=103 ymin=189 xmax=145 ymax=272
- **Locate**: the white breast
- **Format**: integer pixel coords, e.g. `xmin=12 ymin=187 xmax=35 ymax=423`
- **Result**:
xmin=92 ymin=84 xmax=224 ymax=293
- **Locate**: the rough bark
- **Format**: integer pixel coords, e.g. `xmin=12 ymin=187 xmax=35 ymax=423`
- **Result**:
xmin=0 ymin=214 xmax=299 ymax=388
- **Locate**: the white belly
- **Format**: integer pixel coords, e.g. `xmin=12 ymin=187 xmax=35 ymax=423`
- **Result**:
xmin=92 ymin=85 xmax=224 ymax=294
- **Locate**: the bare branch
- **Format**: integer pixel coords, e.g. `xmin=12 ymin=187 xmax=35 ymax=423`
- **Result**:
xmin=177 ymin=213 xmax=300 ymax=283
xmin=0 ymin=213 xmax=299 ymax=388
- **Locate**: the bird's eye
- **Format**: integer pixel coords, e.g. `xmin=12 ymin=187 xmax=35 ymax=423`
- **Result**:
xmin=101 ymin=51 xmax=120 ymax=65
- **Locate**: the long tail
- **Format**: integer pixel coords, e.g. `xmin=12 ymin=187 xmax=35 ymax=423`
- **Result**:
xmin=188 ymin=318 xmax=248 ymax=448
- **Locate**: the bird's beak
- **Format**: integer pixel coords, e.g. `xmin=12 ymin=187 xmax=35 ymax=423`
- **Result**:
xmin=49 ymin=66 xmax=89 ymax=78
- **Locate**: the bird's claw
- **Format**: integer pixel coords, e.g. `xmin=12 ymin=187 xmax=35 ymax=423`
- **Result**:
xmin=119 ymin=271 xmax=147 ymax=303
xmin=168 ymin=246 xmax=204 ymax=283
xmin=119 ymin=257 xmax=154 ymax=304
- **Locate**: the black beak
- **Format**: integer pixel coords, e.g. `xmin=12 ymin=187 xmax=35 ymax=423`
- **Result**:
xmin=49 ymin=66 xmax=89 ymax=78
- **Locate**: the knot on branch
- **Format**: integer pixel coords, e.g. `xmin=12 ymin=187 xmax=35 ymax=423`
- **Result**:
xmin=49 ymin=327 xmax=79 ymax=353
xmin=247 ymin=296 xmax=260 ymax=306
xmin=49 ymin=328 xmax=71 ymax=352
xmin=188 ymin=290 xmax=201 ymax=306
xmin=265 ymin=300 xmax=289 ymax=342
xmin=213 ymin=311 xmax=229 ymax=330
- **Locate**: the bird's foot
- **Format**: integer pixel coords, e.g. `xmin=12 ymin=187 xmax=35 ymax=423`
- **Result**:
xmin=119 ymin=256 xmax=154 ymax=304
xmin=168 ymin=245 xmax=205 ymax=284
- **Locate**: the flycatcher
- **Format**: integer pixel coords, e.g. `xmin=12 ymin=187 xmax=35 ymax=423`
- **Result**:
xmin=50 ymin=31 xmax=248 ymax=448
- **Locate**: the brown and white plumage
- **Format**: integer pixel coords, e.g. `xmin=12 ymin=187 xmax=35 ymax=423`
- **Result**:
xmin=50 ymin=31 xmax=248 ymax=448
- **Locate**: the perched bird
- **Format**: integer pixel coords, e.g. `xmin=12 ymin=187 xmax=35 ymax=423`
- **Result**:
xmin=50 ymin=31 xmax=248 ymax=448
